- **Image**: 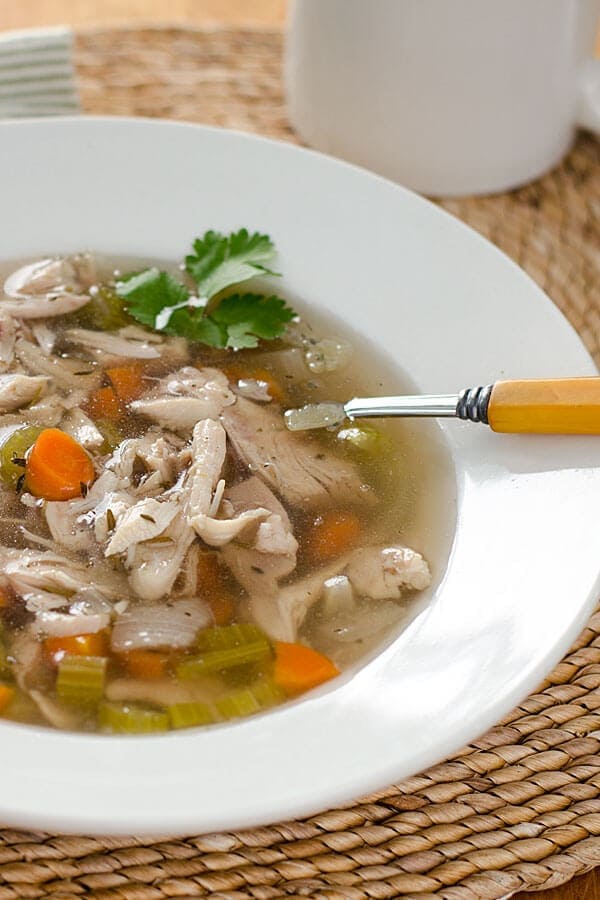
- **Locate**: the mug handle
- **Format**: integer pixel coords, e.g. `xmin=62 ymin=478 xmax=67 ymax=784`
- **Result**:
xmin=577 ymin=59 xmax=600 ymax=132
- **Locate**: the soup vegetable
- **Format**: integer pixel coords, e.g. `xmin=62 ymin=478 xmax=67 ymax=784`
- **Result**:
xmin=0 ymin=230 xmax=434 ymax=734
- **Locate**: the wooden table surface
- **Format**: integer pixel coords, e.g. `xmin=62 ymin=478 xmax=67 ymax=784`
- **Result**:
xmin=1 ymin=2 xmax=598 ymax=898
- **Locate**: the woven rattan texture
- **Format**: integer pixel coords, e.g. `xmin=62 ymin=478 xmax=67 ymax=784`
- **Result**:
xmin=0 ymin=25 xmax=597 ymax=900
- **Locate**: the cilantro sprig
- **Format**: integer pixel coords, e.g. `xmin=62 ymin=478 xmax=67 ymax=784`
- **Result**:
xmin=115 ymin=229 xmax=295 ymax=350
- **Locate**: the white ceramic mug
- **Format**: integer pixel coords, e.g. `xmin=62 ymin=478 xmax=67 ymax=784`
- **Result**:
xmin=285 ymin=0 xmax=600 ymax=196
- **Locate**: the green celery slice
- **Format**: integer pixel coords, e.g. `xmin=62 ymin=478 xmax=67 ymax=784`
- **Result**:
xmin=216 ymin=679 xmax=285 ymax=721
xmin=168 ymin=701 xmax=215 ymax=730
xmin=98 ymin=701 xmax=169 ymax=734
xmin=56 ymin=655 xmax=107 ymax=706
xmin=177 ymin=640 xmax=272 ymax=679
xmin=0 ymin=426 xmax=43 ymax=486
xmin=251 ymin=679 xmax=285 ymax=708
xmin=196 ymin=623 xmax=269 ymax=651
xmin=216 ymin=688 xmax=262 ymax=720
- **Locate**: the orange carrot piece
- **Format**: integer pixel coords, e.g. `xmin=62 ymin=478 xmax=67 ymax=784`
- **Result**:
xmin=122 ymin=649 xmax=168 ymax=680
xmin=106 ymin=364 xmax=145 ymax=402
xmin=26 ymin=429 xmax=96 ymax=501
xmin=274 ymin=642 xmax=340 ymax=696
xmin=305 ymin=510 xmax=361 ymax=563
xmin=196 ymin=553 xmax=235 ymax=625
xmin=0 ymin=586 xmax=10 ymax=609
xmin=207 ymin=595 xmax=235 ymax=627
xmin=0 ymin=684 xmax=14 ymax=713
xmin=84 ymin=386 xmax=123 ymax=422
xmin=45 ymin=631 xmax=109 ymax=665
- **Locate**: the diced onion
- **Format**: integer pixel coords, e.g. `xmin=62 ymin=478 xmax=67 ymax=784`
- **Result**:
xmin=111 ymin=598 xmax=212 ymax=652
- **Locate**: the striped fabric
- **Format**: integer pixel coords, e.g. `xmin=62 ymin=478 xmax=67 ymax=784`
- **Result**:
xmin=0 ymin=26 xmax=79 ymax=119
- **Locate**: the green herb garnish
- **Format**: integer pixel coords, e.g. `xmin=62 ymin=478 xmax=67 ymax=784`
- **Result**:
xmin=115 ymin=229 xmax=295 ymax=350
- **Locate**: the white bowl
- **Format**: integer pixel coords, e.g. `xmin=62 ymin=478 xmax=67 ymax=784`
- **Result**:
xmin=0 ymin=117 xmax=599 ymax=836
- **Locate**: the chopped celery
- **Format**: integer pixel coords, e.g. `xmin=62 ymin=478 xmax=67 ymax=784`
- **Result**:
xmin=0 ymin=426 xmax=43 ymax=486
xmin=96 ymin=418 xmax=123 ymax=453
xmin=216 ymin=679 xmax=284 ymax=720
xmin=336 ymin=423 xmax=393 ymax=456
xmin=177 ymin=639 xmax=272 ymax=680
xmin=98 ymin=701 xmax=169 ymax=734
xmin=56 ymin=655 xmax=107 ymax=706
xmin=197 ymin=623 xmax=270 ymax=652
xmin=168 ymin=701 xmax=215 ymax=729
xmin=216 ymin=688 xmax=262 ymax=719
xmin=251 ymin=678 xmax=285 ymax=708
xmin=76 ymin=284 xmax=132 ymax=331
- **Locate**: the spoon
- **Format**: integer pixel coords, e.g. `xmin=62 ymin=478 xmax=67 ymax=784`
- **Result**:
xmin=284 ymin=378 xmax=600 ymax=434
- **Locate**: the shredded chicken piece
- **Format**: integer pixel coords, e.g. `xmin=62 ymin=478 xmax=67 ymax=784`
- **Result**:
xmin=10 ymin=630 xmax=45 ymax=692
xmin=30 ymin=690 xmax=79 ymax=730
xmin=63 ymin=327 xmax=161 ymax=360
xmin=30 ymin=322 xmax=56 ymax=355
xmin=222 ymin=397 xmax=371 ymax=509
xmin=106 ymin=675 xmax=223 ymax=707
xmin=15 ymin=337 xmax=100 ymax=393
xmin=0 ymin=373 xmax=48 ymax=412
xmin=2 ymin=255 xmax=94 ymax=318
xmin=60 ymin=407 xmax=104 ymax=449
xmin=0 ymin=547 xmax=128 ymax=603
xmin=345 ymin=545 xmax=431 ymax=598
xmin=219 ymin=476 xmax=298 ymax=591
xmin=245 ymin=544 xmax=430 ymax=642
xmin=106 ymin=430 xmax=185 ymax=490
xmin=124 ymin=420 xmax=227 ymax=601
xmin=131 ymin=366 xmax=235 ymax=432
xmin=246 ymin=558 xmax=348 ymax=643
xmin=105 ymin=497 xmax=179 ymax=556
xmin=0 ymin=310 xmax=16 ymax=369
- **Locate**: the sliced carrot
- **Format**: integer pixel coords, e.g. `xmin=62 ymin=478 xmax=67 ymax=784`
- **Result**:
xmin=196 ymin=552 xmax=223 ymax=597
xmin=274 ymin=642 xmax=340 ymax=696
xmin=45 ymin=631 xmax=109 ymax=666
xmin=84 ymin=386 xmax=123 ymax=422
xmin=0 ymin=586 xmax=10 ymax=609
xmin=26 ymin=429 xmax=96 ymax=501
xmin=106 ymin=364 xmax=145 ymax=402
xmin=305 ymin=510 xmax=361 ymax=563
xmin=0 ymin=684 xmax=14 ymax=713
xmin=196 ymin=553 xmax=236 ymax=625
xmin=122 ymin=649 xmax=168 ymax=680
xmin=207 ymin=595 xmax=236 ymax=627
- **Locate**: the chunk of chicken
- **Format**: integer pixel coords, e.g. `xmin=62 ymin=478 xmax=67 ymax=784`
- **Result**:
xmin=245 ymin=544 xmax=431 ymax=642
xmin=345 ymin=545 xmax=431 ymax=598
xmin=60 ymin=407 xmax=104 ymax=450
xmin=63 ymin=327 xmax=161 ymax=360
xmin=222 ymin=397 xmax=371 ymax=509
xmin=126 ymin=419 xmax=228 ymax=601
xmin=15 ymin=338 xmax=101 ymax=393
xmin=0 ymin=373 xmax=48 ymax=412
xmin=131 ymin=367 xmax=235 ymax=432
xmin=0 ymin=310 xmax=16 ymax=369
xmin=246 ymin=559 xmax=348 ymax=643
xmin=30 ymin=690 xmax=80 ymax=730
xmin=220 ymin=476 xmax=298 ymax=593
xmin=105 ymin=430 xmax=186 ymax=491
xmin=2 ymin=255 xmax=94 ymax=318
xmin=0 ymin=547 xmax=128 ymax=604
xmin=105 ymin=497 xmax=179 ymax=556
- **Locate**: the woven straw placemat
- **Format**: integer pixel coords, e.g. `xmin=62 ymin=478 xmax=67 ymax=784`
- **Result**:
xmin=0 ymin=25 xmax=598 ymax=900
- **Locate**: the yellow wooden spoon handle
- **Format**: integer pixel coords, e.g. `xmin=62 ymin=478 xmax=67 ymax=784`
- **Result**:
xmin=488 ymin=378 xmax=600 ymax=434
